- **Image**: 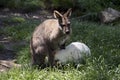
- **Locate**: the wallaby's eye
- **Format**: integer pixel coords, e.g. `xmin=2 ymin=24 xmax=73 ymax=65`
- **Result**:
xmin=60 ymin=24 xmax=66 ymax=27
xmin=62 ymin=24 xmax=66 ymax=26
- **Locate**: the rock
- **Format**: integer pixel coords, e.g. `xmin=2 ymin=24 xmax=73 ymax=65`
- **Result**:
xmin=32 ymin=16 xmax=39 ymax=19
xmin=3 ymin=8 xmax=10 ymax=12
xmin=55 ymin=42 xmax=91 ymax=65
xmin=0 ymin=60 xmax=21 ymax=72
xmin=99 ymin=7 xmax=120 ymax=23
xmin=0 ymin=60 xmax=21 ymax=68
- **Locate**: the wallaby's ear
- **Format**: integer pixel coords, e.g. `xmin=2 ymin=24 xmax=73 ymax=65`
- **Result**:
xmin=64 ymin=8 xmax=72 ymax=17
xmin=53 ymin=10 xmax=63 ymax=19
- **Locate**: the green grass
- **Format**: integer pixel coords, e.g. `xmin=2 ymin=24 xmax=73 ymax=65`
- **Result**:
xmin=2 ymin=17 xmax=26 ymax=25
xmin=0 ymin=19 xmax=120 ymax=80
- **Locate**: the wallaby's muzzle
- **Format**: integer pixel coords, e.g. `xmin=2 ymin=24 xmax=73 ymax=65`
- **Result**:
xmin=65 ymin=30 xmax=70 ymax=34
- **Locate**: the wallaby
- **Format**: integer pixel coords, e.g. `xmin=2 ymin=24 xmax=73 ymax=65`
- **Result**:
xmin=30 ymin=8 xmax=72 ymax=68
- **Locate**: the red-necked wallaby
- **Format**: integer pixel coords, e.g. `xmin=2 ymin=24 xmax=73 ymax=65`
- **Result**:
xmin=30 ymin=8 xmax=72 ymax=68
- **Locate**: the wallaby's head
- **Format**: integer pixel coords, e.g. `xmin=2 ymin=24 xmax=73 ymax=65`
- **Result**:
xmin=54 ymin=8 xmax=72 ymax=35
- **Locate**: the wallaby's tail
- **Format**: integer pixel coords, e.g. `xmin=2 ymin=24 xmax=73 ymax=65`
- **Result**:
xmin=30 ymin=37 xmax=35 ymax=65
xmin=30 ymin=37 xmax=35 ymax=55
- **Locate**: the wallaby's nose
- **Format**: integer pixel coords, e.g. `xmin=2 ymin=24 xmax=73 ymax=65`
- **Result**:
xmin=66 ymin=30 xmax=70 ymax=34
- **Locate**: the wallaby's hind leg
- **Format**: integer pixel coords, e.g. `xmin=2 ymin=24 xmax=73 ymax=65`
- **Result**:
xmin=48 ymin=51 xmax=56 ymax=67
xmin=32 ymin=53 xmax=46 ymax=68
xmin=31 ymin=46 xmax=47 ymax=68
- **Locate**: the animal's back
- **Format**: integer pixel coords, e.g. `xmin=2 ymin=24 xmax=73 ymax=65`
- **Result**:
xmin=32 ymin=19 xmax=61 ymax=40
xmin=31 ymin=19 xmax=63 ymax=51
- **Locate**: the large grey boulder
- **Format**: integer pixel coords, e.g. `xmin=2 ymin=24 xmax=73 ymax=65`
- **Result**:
xmin=99 ymin=8 xmax=120 ymax=23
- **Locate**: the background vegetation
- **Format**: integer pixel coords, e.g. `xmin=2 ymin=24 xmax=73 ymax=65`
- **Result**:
xmin=0 ymin=18 xmax=120 ymax=80
xmin=0 ymin=0 xmax=120 ymax=80
xmin=0 ymin=0 xmax=120 ymax=13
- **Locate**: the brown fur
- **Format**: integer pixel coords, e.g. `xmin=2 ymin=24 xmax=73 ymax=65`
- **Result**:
xmin=30 ymin=9 xmax=72 ymax=68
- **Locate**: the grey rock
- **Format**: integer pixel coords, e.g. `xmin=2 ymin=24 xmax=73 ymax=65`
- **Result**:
xmin=99 ymin=7 xmax=120 ymax=23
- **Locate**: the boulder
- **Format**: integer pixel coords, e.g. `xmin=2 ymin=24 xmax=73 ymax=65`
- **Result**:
xmin=55 ymin=42 xmax=91 ymax=65
xmin=99 ymin=8 xmax=120 ymax=23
